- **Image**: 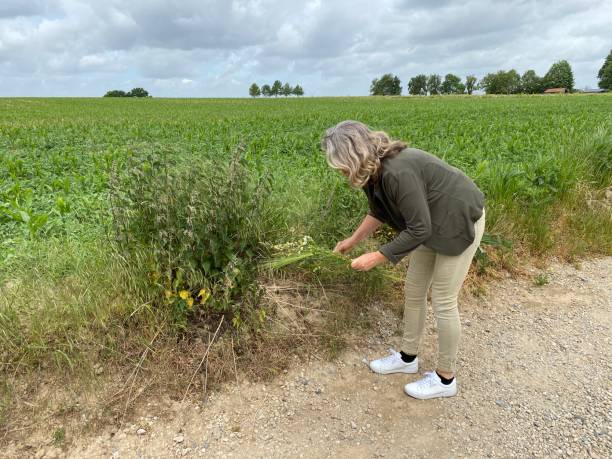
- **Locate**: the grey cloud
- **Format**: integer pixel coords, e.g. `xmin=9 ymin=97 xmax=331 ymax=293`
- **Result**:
xmin=0 ymin=0 xmax=610 ymax=96
xmin=393 ymin=0 xmax=456 ymax=10
xmin=133 ymin=48 xmax=213 ymax=79
xmin=76 ymin=0 xmax=330 ymax=54
xmin=92 ymin=1 xmax=271 ymax=51
xmin=269 ymin=1 xmax=375 ymax=59
xmin=0 ymin=0 xmax=60 ymax=18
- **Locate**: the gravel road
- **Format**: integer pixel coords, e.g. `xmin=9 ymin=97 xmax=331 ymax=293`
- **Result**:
xmin=27 ymin=258 xmax=612 ymax=458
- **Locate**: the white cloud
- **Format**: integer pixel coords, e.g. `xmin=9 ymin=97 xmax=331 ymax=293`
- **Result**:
xmin=0 ymin=0 xmax=610 ymax=96
xmin=79 ymin=54 xmax=108 ymax=67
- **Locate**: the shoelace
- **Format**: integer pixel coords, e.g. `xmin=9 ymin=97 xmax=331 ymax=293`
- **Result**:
xmin=379 ymin=348 xmax=400 ymax=364
xmin=416 ymin=371 xmax=438 ymax=389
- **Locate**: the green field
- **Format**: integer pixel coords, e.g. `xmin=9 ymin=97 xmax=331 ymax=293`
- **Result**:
xmin=1 ymin=95 xmax=611 ymax=388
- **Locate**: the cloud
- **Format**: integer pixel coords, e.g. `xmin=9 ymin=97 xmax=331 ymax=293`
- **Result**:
xmin=0 ymin=0 xmax=610 ymax=96
xmin=0 ymin=0 xmax=60 ymax=18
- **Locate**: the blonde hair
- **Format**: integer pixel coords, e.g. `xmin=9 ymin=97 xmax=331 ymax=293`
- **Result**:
xmin=321 ymin=120 xmax=407 ymax=188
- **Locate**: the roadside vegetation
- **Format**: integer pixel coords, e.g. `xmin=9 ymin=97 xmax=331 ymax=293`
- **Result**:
xmin=0 ymin=95 xmax=610 ymax=435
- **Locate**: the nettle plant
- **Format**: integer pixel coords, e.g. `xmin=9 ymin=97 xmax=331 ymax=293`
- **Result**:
xmin=110 ymin=146 xmax=274 ymax=331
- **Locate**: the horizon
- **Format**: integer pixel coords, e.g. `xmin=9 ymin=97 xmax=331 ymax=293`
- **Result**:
xmin=1 ymin=92 xmax=609 ymax=99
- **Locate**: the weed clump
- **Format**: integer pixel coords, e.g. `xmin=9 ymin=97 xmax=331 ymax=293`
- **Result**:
xmin=109 ymin=146 xmax=275 ymax=331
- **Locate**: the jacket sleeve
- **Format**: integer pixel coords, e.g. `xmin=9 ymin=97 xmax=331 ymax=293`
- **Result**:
xmin=378 ymin=170 xmax=432 ymax=264
xmin=367 ymin=208 xmax=384 ymax=221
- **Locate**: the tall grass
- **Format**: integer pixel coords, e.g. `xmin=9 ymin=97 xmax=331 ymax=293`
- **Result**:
xmin=0 ymin=235 xmax=135 ymax=370
xmin=472 ymin=122 xmax=612 ymax=254
xmin=581 ymin=124 xmax=612 ymax=187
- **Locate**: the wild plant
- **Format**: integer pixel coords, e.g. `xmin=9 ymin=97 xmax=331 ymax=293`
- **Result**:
xmin=109 ymin=145 xmax=275 ymax=331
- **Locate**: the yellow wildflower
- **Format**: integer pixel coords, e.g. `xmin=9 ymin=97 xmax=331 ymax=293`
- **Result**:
xmin=198 ymin=288 xmax=211 ymax=304
xmin=164 ymin=290 xmax=173 ymax=299
xmin=179 ymin=290 xmax=189 ymax=300
xmin=186 ymin=297 xmax=194 ymax=309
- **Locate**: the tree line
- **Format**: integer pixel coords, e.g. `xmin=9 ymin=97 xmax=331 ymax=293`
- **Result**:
xmin=598 ymin=49 xmax=612 ymax=90
xmin=479 ymin=60 xmax=574 ymax=94
xmin=249 ymin=80 xmax=304 ymax=97
xmin=371 ymin=52 xmax=612 ymax=95
xmin=103 ymin=87 xmax=150 ymax=97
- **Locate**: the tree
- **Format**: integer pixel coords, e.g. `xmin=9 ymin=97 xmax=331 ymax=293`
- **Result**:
xmin=370 ymin=74 xmax=402 ymax=96
xmin=408 ymin=74 xmax=427 ymax=95
xmin=271 ymin=80 xmax=282 ymax=97
xmin=292 ymin=84 xmax=304 ymax=96
xmin=521 ymin=70 xmax=542 ymax=94
xmin=127 ymin=87 xmax=149 ymax=97
xmin=249 ymin=83 xmax=261 ymax=97
xmin=261 ymin=84 xmax=272 ymax=97
xmin=426 ymin=74 xmax=442 ymax=95
xmin=479 ymin=70 xmax=521 ymax=94
xmin=465 ymin=75 xmax=478 ymax=95
xmin=505 ymin=70 xmax=521 ymax=94
xmin=543 ymin=60 xmax=574 ymax=92
xmin=478 ymin=73 xmax=496 ymax=94
xmin=441 ymin=74 xmax=465 ymax=94
xmin=104 ymin=90 xmax=127 ymax=97
xmin=281 ymin=82 xmax=293 ymax=97
xmin=597 ymin=49 xmax=612 ymax=90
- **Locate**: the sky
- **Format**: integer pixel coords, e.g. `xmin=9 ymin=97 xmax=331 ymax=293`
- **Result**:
xmin=0 ymin=0 xmax=610 ymax=97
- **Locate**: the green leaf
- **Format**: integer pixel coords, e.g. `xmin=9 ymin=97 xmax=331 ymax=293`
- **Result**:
xmin=202 ymin=259 xmax=212 ymax=274
xmin=19 ymin=210 xmax=30 ymax=223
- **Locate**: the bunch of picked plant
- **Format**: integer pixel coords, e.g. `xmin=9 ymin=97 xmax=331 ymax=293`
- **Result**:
xmin=261 ymin=235 xmax=402 ymax=283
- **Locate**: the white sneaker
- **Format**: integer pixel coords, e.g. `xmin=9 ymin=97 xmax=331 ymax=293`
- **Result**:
xmin=404 ymin=371 xmax=457 ymax=399
xmin=368 ymin=348 xmax=418 ymax=375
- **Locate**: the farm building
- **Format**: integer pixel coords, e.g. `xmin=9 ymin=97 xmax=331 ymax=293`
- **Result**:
xmin=544 ymin=87 xmax=568 ymax=94
xmin=578 ymin=88 xmax=606 ymax=93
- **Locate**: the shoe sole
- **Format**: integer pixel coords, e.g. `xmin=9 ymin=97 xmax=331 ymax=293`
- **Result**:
xmin=403 ymin=386 xmax=457 ymax=399
xmin=369 ymin=365 xmax=418 ymax=375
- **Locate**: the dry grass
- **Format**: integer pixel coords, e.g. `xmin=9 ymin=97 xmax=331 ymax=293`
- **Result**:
xmin=551 ymin=185 xmax=612 ymax=261
xmin=0 ymin=271 xmax=391 ymax=449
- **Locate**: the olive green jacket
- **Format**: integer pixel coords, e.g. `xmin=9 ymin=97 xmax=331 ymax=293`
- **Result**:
xmin=363 ymin=148 xmax=485 ymax=264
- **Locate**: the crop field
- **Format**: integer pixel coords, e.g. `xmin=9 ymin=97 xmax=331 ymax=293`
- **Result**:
xmin=0 ymin=95 xmax=611 ymax=424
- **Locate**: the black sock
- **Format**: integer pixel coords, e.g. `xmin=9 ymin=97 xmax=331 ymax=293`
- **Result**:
xmin=399 ymin=351 xmax=416 ymax=363
xmin=436 ymin=371 xmax=454 ymax=385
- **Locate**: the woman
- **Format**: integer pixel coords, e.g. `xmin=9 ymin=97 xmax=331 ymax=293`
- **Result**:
xmin=321 ymin=121 xmax=485 ymax=400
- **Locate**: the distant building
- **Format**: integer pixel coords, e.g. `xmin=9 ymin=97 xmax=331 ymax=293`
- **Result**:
xmin=578 ymin=88 xmax=606 ymax=93
xmin=544 ymin=87 xmax=568 ymax=94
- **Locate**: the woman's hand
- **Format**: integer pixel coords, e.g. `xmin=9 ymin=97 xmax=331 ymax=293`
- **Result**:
xmin=350 ymin=251 xmax=388 ymax=271
xmin=333 ymin=215 xmax=383 ymax=255
xmin=334 ymin=237 xmax=356 ymax=254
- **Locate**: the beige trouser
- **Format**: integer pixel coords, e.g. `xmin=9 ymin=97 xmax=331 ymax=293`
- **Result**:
xmin=402 ymin=209 xmax=485 ymax=373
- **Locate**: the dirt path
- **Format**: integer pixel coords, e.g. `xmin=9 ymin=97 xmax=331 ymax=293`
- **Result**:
xmin=37 ymin=258 xmax=612 ymax=458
